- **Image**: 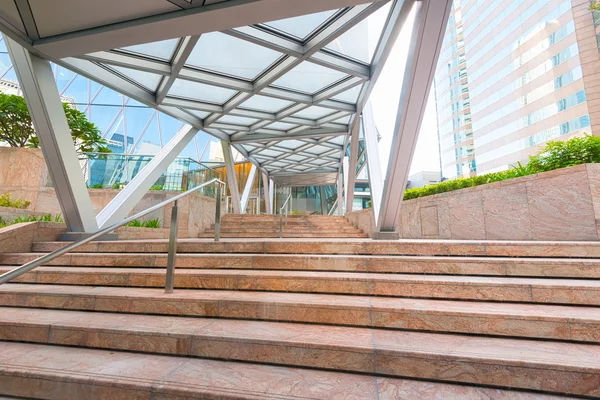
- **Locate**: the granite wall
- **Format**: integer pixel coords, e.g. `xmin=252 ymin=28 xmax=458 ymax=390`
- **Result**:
xmin=346 ymin=163 xmax=600 ymax=241
xmin=0 ymin=147 xmax=217 ymax=237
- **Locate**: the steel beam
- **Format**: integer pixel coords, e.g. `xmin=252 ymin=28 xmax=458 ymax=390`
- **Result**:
xmin=337 ymin=173 xmax=343 ymax=216
xmin=156 ymin=35 xmax=201 ymax=104
xmin=362 ymin=103 xmax=383 ymax=226
xmin=222 ymin=141 xmax=241 ymax=214
xmin=5 ymin=37 xmax=98 ymax=233
xmin=96 ymin=125 xmax=199 ymax=228
xmin=240 ymin=164 xmax=257 ymax=214
xmin=377 ymin=0 xmax=452 ymax=232
xmin=30 ymin=0 xmax=384 ymax=58
xmin=345 ymin=122 xmax=359 ymax=213
xmin=261 ymin=172 xmax=272 ymax=214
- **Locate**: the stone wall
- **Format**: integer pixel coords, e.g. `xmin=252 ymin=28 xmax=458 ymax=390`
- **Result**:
xmin=0 ymin=222 xmax=66 ymax=253
xmin=0 ymin=147 xmax=217 ymax=237
xmin=346 ymin=164 xmax=600 ymax=241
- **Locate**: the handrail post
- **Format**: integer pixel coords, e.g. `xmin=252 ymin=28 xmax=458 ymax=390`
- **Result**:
xmin=214 ymin=184 xmax=222 ymax=242
xmin=279 ymin=211 xmax=283 ymax=238
xmin=165 ymin=200 xmax=179 ymax=294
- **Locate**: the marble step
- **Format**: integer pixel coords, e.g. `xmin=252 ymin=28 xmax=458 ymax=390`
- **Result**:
xmin=205 ymin=226 xmax=364 ymax=232
xmin=198 ymin=232 xmax=369 ymax=238
xmin=0 ymin=307 xmax=598 ymax=396
xmin=4 ymin=253 xmax=600 ymax=278
xmin=1 ymin=283 xmax=599 ymax=342
xmin=0 ymin=342 xmax=570 ymax=400
xmin=30 ymin=239 xmax=600 ymax=258
xmin=2 ymin=267 xmax=599 ymax=305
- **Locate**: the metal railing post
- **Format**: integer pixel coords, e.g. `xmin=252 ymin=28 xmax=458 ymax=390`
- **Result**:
xmin=165 ymin=200 xmax=179 ymax=294
xmin=214 ymin=184 xmax=222 ymax=242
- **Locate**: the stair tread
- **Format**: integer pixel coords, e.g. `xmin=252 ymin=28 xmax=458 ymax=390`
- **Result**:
xmin=1 ymin=306 xmax=599 ymax=371
xmin=3 ymin=265 xmax=599 ymax=286
xmin=2 ymin=283 xmax=599 ymax=321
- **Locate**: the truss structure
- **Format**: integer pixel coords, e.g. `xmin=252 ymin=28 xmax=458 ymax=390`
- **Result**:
xmin=0 ymin=0 xmax=452 ymax=235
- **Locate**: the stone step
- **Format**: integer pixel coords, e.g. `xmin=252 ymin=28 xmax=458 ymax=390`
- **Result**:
xmin=207 ymin=226 xmax=363 ymax=231
xmin=0 ymin=307 xmax=598 ymax=396
xmin=198 ymin=232 xmax=369 ymax=238
xmin=0 ymin=342 xmax=569 ymax=400
xmin=2 ymin=283 xmax=599 ymax=342
xmin=4 ymin=253 xmax=600 ymax=278
xmin=30 ymin=238 xmax=600 ymax=258
xmin=2 ymin=267 xmax=599 ymax=305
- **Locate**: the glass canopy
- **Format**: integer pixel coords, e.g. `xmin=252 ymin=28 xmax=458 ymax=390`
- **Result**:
xmin=50 ymin=1 xmax=395 ymax=185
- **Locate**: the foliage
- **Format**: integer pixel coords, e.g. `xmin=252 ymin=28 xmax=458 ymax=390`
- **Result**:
xmin=0 ymin=213 xmax=63 ymax=228
xmin=112 ymin=183 xmax=122 ymax=190
xmin=0 ymin=193 xmax=30 ymax=209
xmin=90 ymin=183 xmax=104 ymax=189
xmin=149 ymin=185 xmax=164 ymax=191
xmin=0 ymin=92 xmax=111 ymax=153
xmin=126 ymin=218 xmax=161 ymax=229
xmin=591 ymin=0 xmax=600 ymax=11
xmin=403 ymin=134 xmax=600 ymax=200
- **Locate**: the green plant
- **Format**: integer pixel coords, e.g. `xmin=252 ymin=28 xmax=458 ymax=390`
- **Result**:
xmin=90 ymin=183 xmax=104 ymax=189
xmin=0 ymin=193 xmax=30 ymax=209
xmin=149 ymin=185 xmax=163 ymax=191
xmin=591 ymin=0 xmax=600 ymax=11
xmin=0 ymin=213 xmax=64 ymax=229
xmin=403 ymin=134 xmax=600 ymax=200
xmin=126 ymin=218 xmax=161 ymax=228
xmin=0 ymin=92 xmax=111 ymax=153
xmin=112 ymin=183 xmax=122 ymax=189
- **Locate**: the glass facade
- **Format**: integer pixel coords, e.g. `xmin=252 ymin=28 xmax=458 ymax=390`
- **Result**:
xmin=434 ymin=0 xmax=476 ymax=180
xmin=435 ymin=0 xmax=595 ymax=176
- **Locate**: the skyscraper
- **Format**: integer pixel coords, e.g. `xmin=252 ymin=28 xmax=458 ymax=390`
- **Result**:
xmin=435 ymin=0 xmax=599 ymax=178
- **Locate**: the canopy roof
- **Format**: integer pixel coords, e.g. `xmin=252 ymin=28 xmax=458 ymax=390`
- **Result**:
xmin=0 ymin=0 xmax=398 ymax=185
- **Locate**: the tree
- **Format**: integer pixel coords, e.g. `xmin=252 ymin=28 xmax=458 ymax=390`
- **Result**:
xmin=0 ymin=92 xmax=110 ymax=153
xmin=591 ymin=1 xmax=600 ymax=11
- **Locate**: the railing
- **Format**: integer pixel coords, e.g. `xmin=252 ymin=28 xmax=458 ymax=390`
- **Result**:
xmin=0 ymin=178 xmax=226 ymax=293
xmin=279 ymin=193 xmax=292 ymax=238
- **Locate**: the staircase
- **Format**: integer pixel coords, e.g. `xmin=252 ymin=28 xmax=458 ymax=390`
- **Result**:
xmin=0 ymin=234 xmax=599 ymax=398
xmin=199 ymin=214 xmax=368 ymax=238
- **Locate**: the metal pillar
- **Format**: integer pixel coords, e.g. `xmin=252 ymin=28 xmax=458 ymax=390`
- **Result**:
xmin=222 ymin=140 xmax=241 ymax=214
xmin=262 ymin=172 xmax=273 ymax=214
xmin=362 ymin=103 xmax=384 ymax=225
xmin=240 ymin=164 xmax=257 ymax=214
xmin=345 ymin=123 xmax=359 ymax=214
xmin=337 ymin=174 xmax=343 ymax=216
xmin=377 ymin=0 xmax=452 ymax=233
xmin=319 ymin=186 xmax=328 ymax=215
xmin=96 ymin=125 xmax=199 ymax=228
xmin=5 ymin=38 xmax=98 ymax=233
xmin=269 ymin=179 xmax=275 ymax=215
xmin=165 ymin=200 xmax=179 ymax=294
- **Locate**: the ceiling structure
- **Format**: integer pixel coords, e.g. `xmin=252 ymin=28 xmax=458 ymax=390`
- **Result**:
xmin=0 ymin=0 xmax=402 ymax=186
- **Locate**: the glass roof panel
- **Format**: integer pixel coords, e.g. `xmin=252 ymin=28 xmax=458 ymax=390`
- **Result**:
xmin=266 ymin=122 xmax=297 ymax=131
xmin=110 ymin=65 xmax=162 ymax=91
xmin=292 ymin=105 xmax=335 ymax=119
xmin=121 ymin=38 xmax=179 ymax=61
xmin=239 ymin=95 xmax=293 ymax=112
xmin=168 ymin=79 xmax=237 ymax=104
xmin=273 ymin=139 xmax=305 ymax=150
xmin=271 ymin=61 xmax=347 ymax=94
xmin=258 ymin=148 xmax=284 ymax=157
xmin=325 ymin=3 xmax=391 ymax=63
xmin=286 ymin=154 xmax=308 ymax=162
xmin=332 ymin=84 xmax=362 ymax=103
xmin=304 ymin=145 xmax=334 ymax=155
xmin=262 ymin=10 xmax=338 ymax=39
xmin=331 ymin=115 xmax=351 ymax=124
xmin=185 ymin=32 xmax=282 ymax=80
xmin=218 ymin=115 xmax=259 ymax=126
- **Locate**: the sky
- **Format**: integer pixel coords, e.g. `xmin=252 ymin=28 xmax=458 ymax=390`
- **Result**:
xmin=368 ymin=4 xmax=441 ymax=176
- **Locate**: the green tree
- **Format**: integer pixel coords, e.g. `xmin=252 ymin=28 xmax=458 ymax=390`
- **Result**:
xmin=0 ymin=92 xmax=110 ymax=153
xmin=591 ymin=1 xmax=600 ymax=11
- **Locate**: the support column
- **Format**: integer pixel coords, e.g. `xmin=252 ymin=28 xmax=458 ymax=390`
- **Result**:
xmin=262 ymin=172 xmax=273 ymax=214
xmin=5 ymin=38 xmax=98 ymax=233
xmin=345 ymin=123 xmax=359 ymax=213
xmin=377 ymin=0 xmax=452 ymax=233
xmin=96 ymin=125 xmax=198 ymax=228
xmin=269 ymin=179 xmax=275 ymax=214
xmin=343 ymin=156 xmax=350 ymax=213
xmin=222 ymin=141 xmax=241 ymax=214
xmin=362 ymin=103 xmax=384 ymax=225
xmin=337 ymin=174 xmax=343 ymax=216
xmin=240 ymin=164 xmax=257 ymax=214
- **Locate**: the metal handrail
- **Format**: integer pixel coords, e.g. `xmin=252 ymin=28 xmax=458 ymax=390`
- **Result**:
xmin=0 ymin=178 xmax=226 ymax=292
xmin=279 ymin=193 xmax=292 ymax=238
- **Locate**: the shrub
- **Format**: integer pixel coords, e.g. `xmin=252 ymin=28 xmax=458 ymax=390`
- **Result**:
xmin=0 ymin=213 xmax=64 ymax=228
xmin=0 ymin=193 xmax=30 ymax=209
xmin=126 ymin=218 xmax=161 ymax=228
xmin=403 ymin=134 xmax=600 ymax=200
xmin=149 ymin=185 xmax=163 ymax=191
xmin=112 ymin=183 xmax=122 ymax=189
xmin=90 ymin=183 xmax=104 ymax=189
